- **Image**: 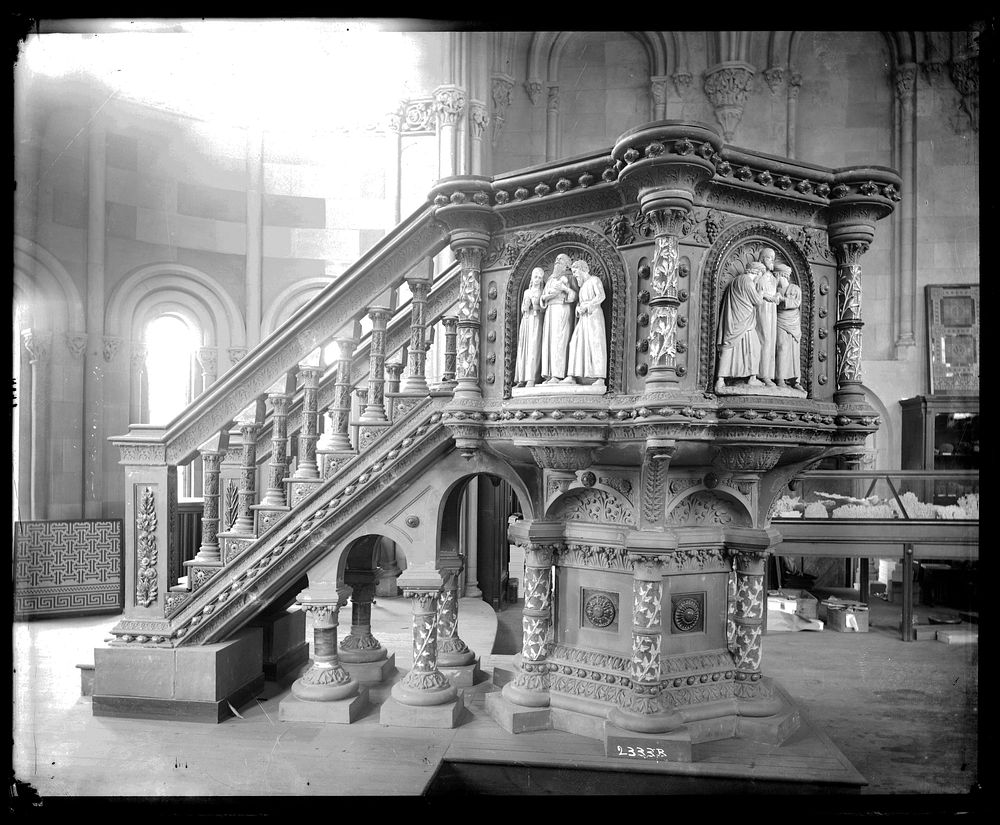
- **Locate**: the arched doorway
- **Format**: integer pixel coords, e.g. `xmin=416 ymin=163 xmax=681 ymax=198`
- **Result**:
xmin=440 ymin=473 xmax=527 ymax=611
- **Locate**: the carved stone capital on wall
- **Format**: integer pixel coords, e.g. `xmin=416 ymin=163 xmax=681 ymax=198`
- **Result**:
xmin=546 ymin=84 xmax=559 ymax=112
xmin=22 ymin=329 xmax=52 ymax=363
xmin=894 ymin=63 xmax=917 ymax=103
xmin=102 ymin=336 xmax=123 ymax=363
xmin=228 ymin=347 xmax=247 ymax=365
xmin=525 ymin=79 xmax=544 ymax=105
xmin=401 ymin=99 xmax=435 ymax=134
xmin=470 ymin=101 xmax=489 ymax=140
xmin=763 ymin=66 xmax=785 ymax=94
xmin=491 ymin=75 xmax=514 ymax=144
xmin=196 ymin=347 xmax=218 ymax=375
xmin=385 ymin=103 xmax=405 ymax=134
xmin=433 ymin=85 xmax=466 ymax=128
xmin=787 ymin=72 xmax=802 ymax=101
xmin=703 ymin=61 xmax=756 ymax=141
xmin=65 ymin=332 xmax=88 ymax=358
xmin=130 ymin=342 xmax=148 ymax=368
xmin=671 ymin=71 xmax=693 ymax=97
xmin=950 ymin=57 xmax=979 ymax=129
xmin=921 ymin=60 xmax=947 ymax=88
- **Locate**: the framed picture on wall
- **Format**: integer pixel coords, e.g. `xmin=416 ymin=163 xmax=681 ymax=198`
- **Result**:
xmin=926 ymin=284 xmax=979 ymax=395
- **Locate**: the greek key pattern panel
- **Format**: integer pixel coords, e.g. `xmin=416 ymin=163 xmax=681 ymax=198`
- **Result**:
xmin=14 ymin=520 xmax=124 ymax=618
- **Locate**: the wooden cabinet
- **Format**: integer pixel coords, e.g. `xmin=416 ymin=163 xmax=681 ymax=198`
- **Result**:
xmin=900 ymin=395 xmax=979 ymax=471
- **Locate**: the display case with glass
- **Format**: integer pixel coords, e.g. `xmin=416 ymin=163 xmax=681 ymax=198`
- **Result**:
xmin=900 ymin=395 xmax=979 ymax=472
xmin=771 ymin=471 xmax=979 ymax=521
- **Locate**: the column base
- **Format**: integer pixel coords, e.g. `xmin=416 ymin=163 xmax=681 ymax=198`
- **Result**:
xmin=278 ymin=687 xmax=369 ymax=724
xmin=379 ymin=693 xmax=464 ymax=729
xmin=342 ymin=653 xmax=396 ymax=685
xmin=501 ymin=679 xmax=550 ymax=708
xmin=485 ymin=690 xmax=553 ymax=733
xmin=438 ymin=645 xmax=476 ymax=668
xmin=339 ymin=642 xmax=388 ymax=664
xmin=291 ymin=667 xmax=359 ymax=702
xmin=440 ymin=657 xmax=482 ymax=687
xmin=391 ymin=672 xmax=458 ymax=706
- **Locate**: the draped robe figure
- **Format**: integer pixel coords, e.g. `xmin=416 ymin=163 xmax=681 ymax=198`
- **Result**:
xmin=540 ymin=254 xmax=576 ymax=382
xmin=756 ymin=266 xmax=779 ymax=386
xmin=565 ymin=260 xmax=607 ymax=385
xmin=775 ymin=273 xmax=802 ymax=388
xmin=715 ymin=263 xmax=768 ymax=391
xmin=514 ymin=267 xmax=545 ymax=387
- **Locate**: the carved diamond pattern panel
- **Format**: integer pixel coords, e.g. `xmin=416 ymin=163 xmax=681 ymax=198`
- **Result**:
xmin=14 ymin=520 xmax=124 ymax=618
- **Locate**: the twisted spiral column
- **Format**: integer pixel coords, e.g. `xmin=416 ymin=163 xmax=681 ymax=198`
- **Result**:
xmin=261 ymin=391 xmax=290 ymax=505
xmin=730 ymin=549 xmax=767 ymax=697
xmin=231 ymin=421 xmax=261 ymax=535
xmin=292 ymin=364 xmax=321 ymax=479
xmin=400 ymin=277 xmax=432 ymax=393
xmin=192 ymin=449 xmax=224 ymax=562
xmin=436 ymin=568 xmax=475 ymax=667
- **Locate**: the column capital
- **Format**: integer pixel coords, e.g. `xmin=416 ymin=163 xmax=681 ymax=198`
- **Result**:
xmin=433 ymin=84 xmax=466 ymax=128
xmin=22 ymin=329 xmax=52 ymax=363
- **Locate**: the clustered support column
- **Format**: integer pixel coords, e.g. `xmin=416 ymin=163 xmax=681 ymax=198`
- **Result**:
xmin=231 ymin=419 xmax=262 ymax=536
xmin=261 ymin=388 xmax=290 ymax=506
xmin=291 ymin=589 xmax=359 ymax=702
xmin=400 ymin=276 xmax=432 ymax=394
xmin=730 ymin=549 xmax=768 ymax=698
xmin=339 ymin=570 xmax=387 ymax=664
xmin=609 ymin=553 xmax=682 ymax=733
xmin=439 ymin=315 xmax=458 ymax=388
xmin=452 ymin=244 xmax=485 ymax=402
xmin=644 ymin=207 xmax=689 ymax=391
xmin=390 ymin=584 xmax=458 ymax=707
xmin=361 ymin=307 xmax=392 ymax=422
xmin=293 ymin=363 xmax=321 ymax=479
xmin=831 ymin=238 xmax=868 ymax=408
xmin=192 ymin=447 xmax=224 ymax=563
xmin=502 ymin=543 xmax=555 ymax=708
xmin=318 ymin=336 xmax=357 ymax=454
xmin=436 ymin=567 xmax=475 ymax=668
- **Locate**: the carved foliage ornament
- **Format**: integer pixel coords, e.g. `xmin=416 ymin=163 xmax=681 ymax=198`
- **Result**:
xmin=698 ymin=222 xmax=815 ymax=394
xmin=550 ymin=488 xmax=635 ymax=526
xmin=503 ymin=225 xmax=626 ymax=399
xmin=665 ymin=490 xmax=751 ymax=527
xmin=135 ymin=486 xmax=158 ymax=607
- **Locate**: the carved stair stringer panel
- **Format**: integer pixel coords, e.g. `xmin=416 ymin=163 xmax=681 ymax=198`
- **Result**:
xmin=157 ymin=396 xmax=452 ymax=647
xmin=160 ymin=206 xmax=451 ymax=466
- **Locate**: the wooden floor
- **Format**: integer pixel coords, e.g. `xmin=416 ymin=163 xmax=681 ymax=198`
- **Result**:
xmin=12 ymin=593 xmax=980 ymax=810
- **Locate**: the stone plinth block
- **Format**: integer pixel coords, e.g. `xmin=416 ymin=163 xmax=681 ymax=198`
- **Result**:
xmin=342 ymin=654 xmax=396 ymax=685
xmin=92 ymin=628 xmax=264 ymax=723
xmin=379 ymin=693 xmax=465 ymax=729
xmin=735 ymin=705 xmax=800 ymax=745
xmin=485 ymin=690 xmax=552 ymax=734
xmin=549 ymin=706 xmax=606 ymax=740
xmin=440 ymin=658 xmax=483 ymax=687
xmin=76 ymin=663 xmax=95 ymax=696
xmin=278 ymin=687 xmax=369 ymax=724
xmin=604 ymin=722 xmax=693 ymax=763
xmin=491 ymin=663 xmax=516 ymax=688
xmin=248 ymin=607 xmax=309 ymax=682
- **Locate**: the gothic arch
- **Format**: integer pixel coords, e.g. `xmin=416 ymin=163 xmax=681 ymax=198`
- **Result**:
xmin=105 ymin=263 xmax=247 ymax=348
xmin=503 ymin=225 xmax=628 ymax=399
xmin=261 ymin=277 xmax=331 ymax=337
xmin=697 ymin=220 xmax=815 ymax=395
xmin=306 ymin=529 xmax=411 ymax=587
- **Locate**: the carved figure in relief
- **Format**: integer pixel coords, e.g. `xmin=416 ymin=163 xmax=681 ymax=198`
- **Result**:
xmin=715 ymin=262 xmax=776 ymax=392
xmin=540 ymin=253 xmax=576 ymax=383
xmin=755 ymin=247 xmax=780 ymax=386
xmin=774 ymin=265 xmax=805 ymax=393
xmin=564 ymin=260 xmax=607 ymax=386
xmin=514 ymin=268 xmax=546 ymax=387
